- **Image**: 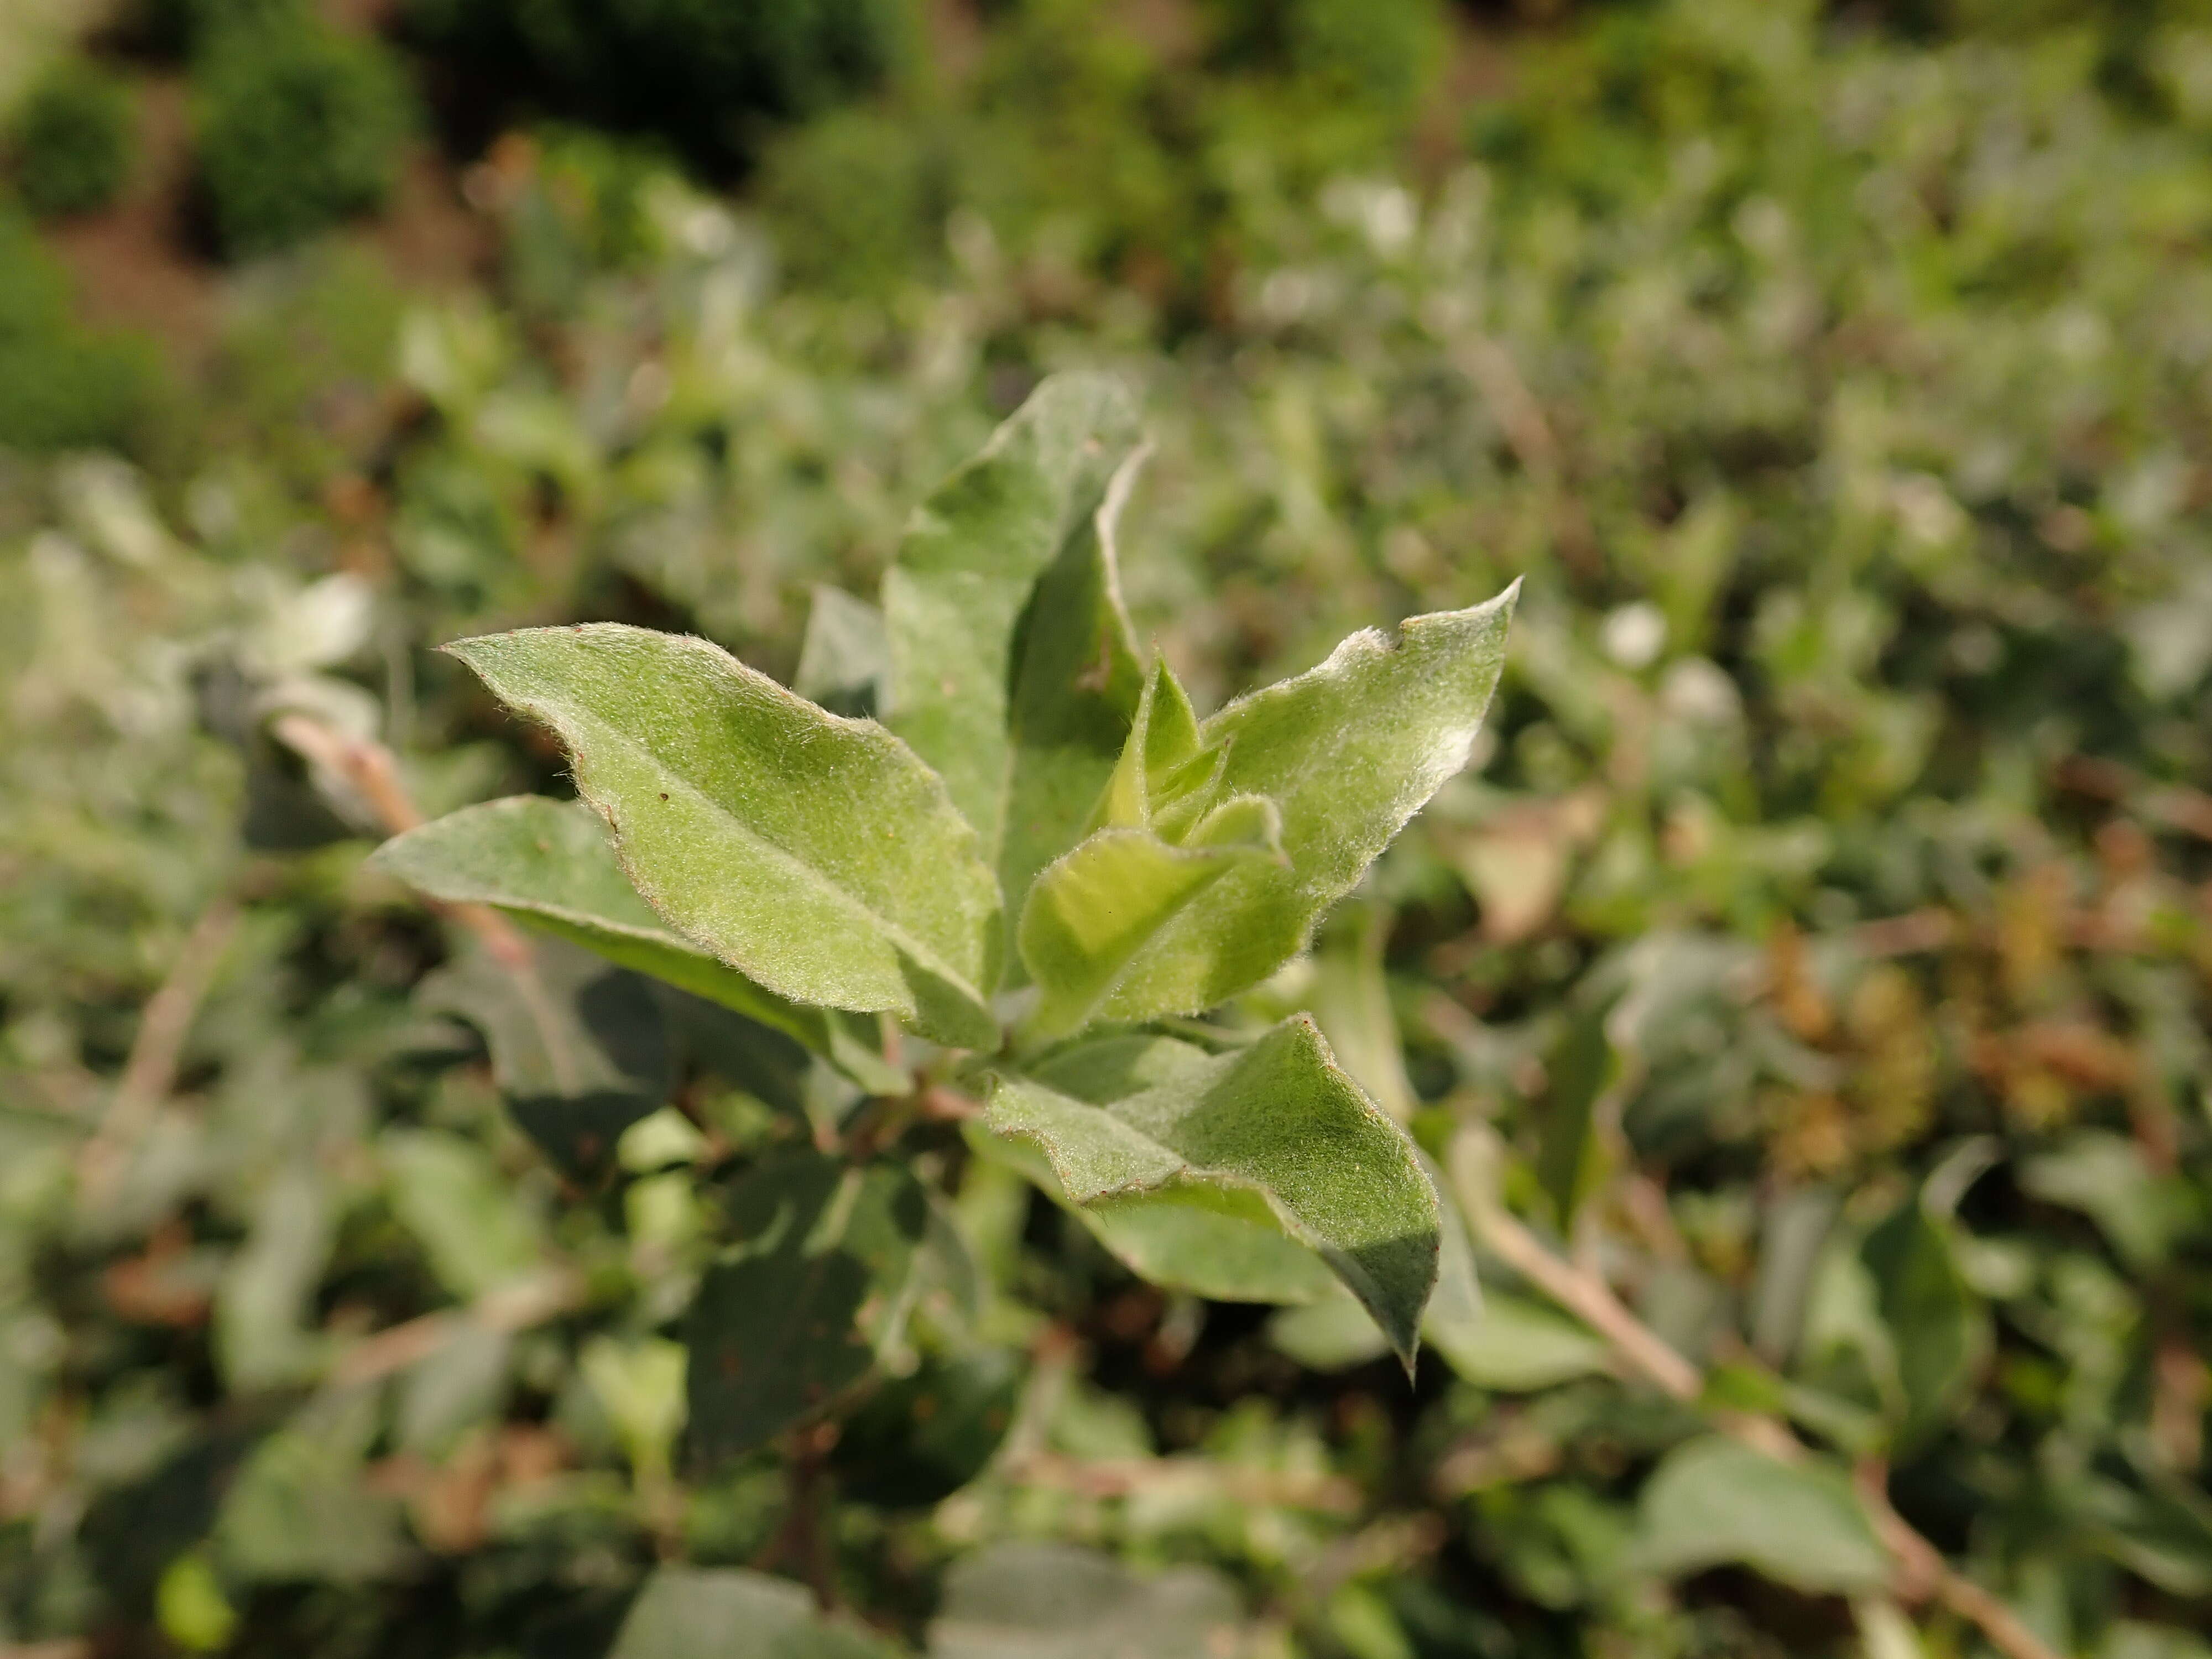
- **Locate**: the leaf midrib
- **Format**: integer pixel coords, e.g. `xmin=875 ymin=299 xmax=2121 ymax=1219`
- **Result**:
xmin=569 ymin=705 xmax=992 ymax=1008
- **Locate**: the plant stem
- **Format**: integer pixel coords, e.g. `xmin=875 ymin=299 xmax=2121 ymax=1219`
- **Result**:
xmin=1449 ymin=1130 xmax=2063 ymax=1659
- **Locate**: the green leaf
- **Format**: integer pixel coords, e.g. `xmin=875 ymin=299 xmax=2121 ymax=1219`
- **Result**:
xmin=988 ymin=1017 xmax=1439 ymax=1368
xmin=884 ymin=372 xmax=1143 ymax=858
xmin=381 ymin=1128 xmax=547 ymax=1300
xmin=1426 ymin=1291 xmax=1613 ymax=1391
xmin=1019 ymin=587 xmax=1517 ymax=1029
xmin=972 ymin=1125 xmax=1340 ymax=1303
xmin=442 ymin=627 xmax=1002 ymax=1047
xmin=417 ymin=935 xmax=673 ymax=1176
xmin=794 ymin=583 xmax=891 ymax=718
xmin=1537 ymin=995 xmax=1618 ymax=1230
xmin=374 ymin=796 xmax=905 ymax=1091
xmin=830 ymin=1345 xmax=1024 ymax=1508
xmin=686 ymin=1153 xmax=929 ymax=1467
xmin=1630 ymin=1436 xmax=1888 ymax=1594
xmin=611 ymin=1567 xmax=898 ymax=1659
xmin=997 ymin=444 xmax=1151 ymax=936
xmin=928 ymin=1541 xmax=1244 ymax=1659
xmin=1861 ymin=1197 xmax=1989 ymax=1453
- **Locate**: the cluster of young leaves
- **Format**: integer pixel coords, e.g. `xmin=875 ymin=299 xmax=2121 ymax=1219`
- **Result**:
xmin=376 ymin=372 xmax=1515 ymax=1408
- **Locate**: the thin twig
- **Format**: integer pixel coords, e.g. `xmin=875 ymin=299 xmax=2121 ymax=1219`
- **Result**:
xmin=330 ymin=1270 xmax=584 ymax=1389
xmin=76 ymin=894 xmax=243 ymax=1201
xmin=1449 ymin=1131 xmax=2063 ymax=1659
xmin=999 ymin=1451 xmax=1362 ymax=1514
xmin=271 ymin=712 xmax=532 ymax=970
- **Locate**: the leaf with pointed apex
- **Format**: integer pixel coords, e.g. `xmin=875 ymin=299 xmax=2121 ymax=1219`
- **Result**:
xmin=883 ymin=372 xmax=1143 ymax=857
xmin=997 ymin=444 xmax=1151 ymax=936
xmin=1103 ymin=654 xmax=1203 ymax=831
xmin=1017 ymin=816 xmax=1285 ymax=1041
xmin=968 ymin=1125 xmax=1339 ymax=1303
xmin=372 ymin=796 xmax=905 ymax=1092
xmin=441 ymin=628 xmax=1003 ymax=1048
xmin=987 ymin=1018 xmax=1439 ymax=1368
xmin=686 ymin=1154 xmax=930 ymax=1468
xmin=1021 ymin=588 xmax=1517 ymax=1030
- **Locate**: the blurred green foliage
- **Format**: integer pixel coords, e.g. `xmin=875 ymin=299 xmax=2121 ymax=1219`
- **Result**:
xmin=189 ymin=11 xmax=416 ymax=256
xmin=0 ymin=211 xmax=164 ymax=451
xmin=402 ymin=0 xmax=915 ymax=173
xmin=6 ymin=54 xmax=134 ymax=218
xmin=7 ymin=1 xmax=2212 ymax=1655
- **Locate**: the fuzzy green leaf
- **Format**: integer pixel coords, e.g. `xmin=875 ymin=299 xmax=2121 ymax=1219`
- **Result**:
xmin=372 ymin=795 xmax=904 ymax=1091
xmin=685 ymin=1154 xmax=929 ymax=1467
xmin=987 ymin=1018 xmax=1439 ymax=1368
xmin=997 ymin=444 xmax=1151 ymax=933
xmin=442 ymin=628 xmax=1002 ymax=1047
xmin=1019 ymin=587 xmax=1517 ymax=1029
xmin=971 ymin=1124 xmax=1339 ymax=1303
xmin=883 ymin=372 xmax=1143 ymax=859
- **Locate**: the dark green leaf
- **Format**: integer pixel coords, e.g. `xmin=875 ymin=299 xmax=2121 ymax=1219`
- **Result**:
xmin=686 ymin=1154 xmax=930 ymax=1467
xmin=418 ymin=935 xmax=672 ymax=1176
xmin=830 ymin=1346 xmax=1024 ymax=1508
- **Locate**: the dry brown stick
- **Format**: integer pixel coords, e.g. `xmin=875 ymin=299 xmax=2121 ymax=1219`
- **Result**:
xmin=1449 ymin=1134 xmax=2064 ymax=1659
xmin=270 ymin=712 xmax=533 ymax=970
xmin=76 ymin=894 xmax=243 ymax=1199
xmin=330 ymin=1270 xmax=585 ymax=1390
xmin=1000 ymin=1451 xmax=1362 ymax=1514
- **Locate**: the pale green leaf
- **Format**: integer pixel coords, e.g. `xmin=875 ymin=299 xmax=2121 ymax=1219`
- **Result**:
xmin=612 ymin=1567 xmax=898 ymax=1659
xmin=375 ymin=796 xmax=904 ymax=1091
xmin=1426 ymin=1292 xmax=1613 ymax=1391
xmin=686 ymin=1154 xmax=929 ymax=1466
xmin=794 ymin=584 xmax=891 ymax=718
xmin=443 ymin=627 xmax=1001 ymax=1047
xmin=1021 ymin=587 xmax=1516 ymax=1029
xmin=1017 ymin=822 xmax=1284 ymax=1040
xmin=381 ymin=1128 xmax=546 ymax=1301
xmin=997 ymin=444 xmax=1151 ymax=934
xmin=883 ymin=372 xmax=1142 ymax=857
xmin=929 ymin=1541 xmax=1244 ymax=1659
xmin=1631 ymin=1436 xmax=1888 ymax=1593
xmin=988 ymin=1018 xmax=1439 ymax=1367
xmin=972 ymin=1125 xmax=1339 ymax=1303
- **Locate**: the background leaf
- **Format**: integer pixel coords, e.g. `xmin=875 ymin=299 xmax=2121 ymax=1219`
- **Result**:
xmin=1630 ymin=1437 xmax=1888 ymax=1594
xmin=686 ymin=1154 xmax=930 ymax=1467
xmin=928 ymin=1541 xmax=1244 ymax=1659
